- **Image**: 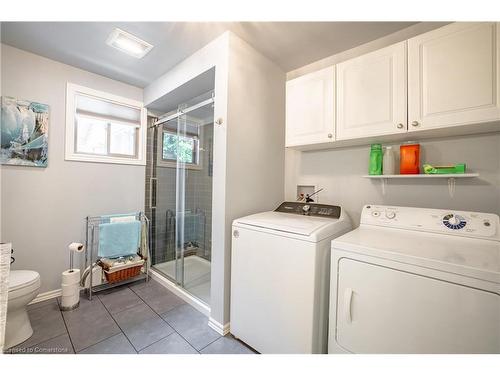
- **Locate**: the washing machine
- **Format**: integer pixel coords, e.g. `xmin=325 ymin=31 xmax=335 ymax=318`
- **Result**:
xmin=230 ymin=202 xmax=352 ymax=354
xmin=329 ymin=204 xmax=500 ymax=354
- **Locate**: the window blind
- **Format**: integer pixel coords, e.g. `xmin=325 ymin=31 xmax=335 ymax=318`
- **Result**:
xmin=76 ymin=93 xmax=141 ymax=126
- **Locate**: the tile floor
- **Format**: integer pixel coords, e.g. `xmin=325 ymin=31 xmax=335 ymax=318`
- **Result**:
xmin=5 ymin=279 xmax=256 ymax=354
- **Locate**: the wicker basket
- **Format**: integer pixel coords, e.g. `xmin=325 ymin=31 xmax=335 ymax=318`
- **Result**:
xmin=104 ymin=265 xmax=142 ymax=283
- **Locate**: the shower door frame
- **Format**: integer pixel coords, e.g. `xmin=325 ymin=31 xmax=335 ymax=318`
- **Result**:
xmin=174 ymin=103 xmax=188 ymax=288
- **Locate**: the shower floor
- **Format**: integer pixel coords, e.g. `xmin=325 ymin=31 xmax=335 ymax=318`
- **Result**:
xmin=154 ymin=255 xmax=211 ymax=305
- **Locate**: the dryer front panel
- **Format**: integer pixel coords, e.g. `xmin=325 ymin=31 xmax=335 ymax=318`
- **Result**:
xmin=335 ymin=258 xmax=500 ymax=354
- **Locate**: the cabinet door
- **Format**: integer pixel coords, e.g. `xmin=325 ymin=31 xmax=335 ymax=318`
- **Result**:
xmin=408 ymin=22 xmax=500 ymax=131
xmin=336 ymin=42 xmax=407 ymax=140
xmin=285 ymin=66 xmax=335 ymax=147
xmin=335 ymin=259 xmax=500 ymax=354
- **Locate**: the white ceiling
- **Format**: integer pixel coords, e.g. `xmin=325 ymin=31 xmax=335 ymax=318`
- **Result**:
xmin=1 ymin=22 xmax=417 ymax=88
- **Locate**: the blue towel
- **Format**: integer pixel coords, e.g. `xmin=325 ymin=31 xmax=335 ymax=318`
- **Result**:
xmin=98 ymin=220 xmax=141 ymax=258
xmin=101 ymin=212 xmax=138 ymax=224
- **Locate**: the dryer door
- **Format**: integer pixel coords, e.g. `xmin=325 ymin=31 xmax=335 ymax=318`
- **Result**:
xmin=335 ymin=258 xmax=500 ymax=353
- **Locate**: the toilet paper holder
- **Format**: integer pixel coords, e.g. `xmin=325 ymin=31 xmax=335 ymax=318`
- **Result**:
xmin=60 ymin=243 xmax=84 ymax=311
xmin=68 ymin=242 xmax=84 ymax=273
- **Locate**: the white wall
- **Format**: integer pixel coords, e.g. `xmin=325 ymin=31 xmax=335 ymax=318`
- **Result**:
xmin=285 ymin=22 xmax=500 ymax=226
xmin=221 ymin=33 xmax=285 ymax=322
xmin=286 ymin=134 xmax=500 ymax=227
xmin=1 ymin=44 xmax=145 ymax=294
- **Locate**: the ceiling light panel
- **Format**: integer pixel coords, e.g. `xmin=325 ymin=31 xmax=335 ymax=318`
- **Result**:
xmin=106 ymin=28 xmax=153 ymax=59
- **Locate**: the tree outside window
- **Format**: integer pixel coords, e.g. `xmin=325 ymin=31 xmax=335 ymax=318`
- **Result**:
xmin=162 ymin=132 xmax=198 ymax=164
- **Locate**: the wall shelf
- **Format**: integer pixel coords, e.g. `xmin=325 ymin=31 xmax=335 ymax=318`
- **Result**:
xmin=363 ymin=173 xmax=479 ymax=179
xmin=363 ymin=173 xmax=479 ymax=197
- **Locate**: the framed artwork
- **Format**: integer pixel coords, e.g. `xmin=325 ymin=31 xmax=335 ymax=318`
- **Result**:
xmin=1 ymin=96 xmax=49 ymax=167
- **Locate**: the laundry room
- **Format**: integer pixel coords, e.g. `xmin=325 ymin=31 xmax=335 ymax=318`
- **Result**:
xmin=0 ymin=2 xmax=499 ymax=374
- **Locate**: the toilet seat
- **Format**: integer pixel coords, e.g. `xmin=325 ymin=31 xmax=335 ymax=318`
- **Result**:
xmin=8 ymin=270 xmax=41 ymax=299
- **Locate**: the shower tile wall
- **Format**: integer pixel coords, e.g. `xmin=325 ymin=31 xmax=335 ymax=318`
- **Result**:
xmin=145 ymin=122 xmax=213 ymax=266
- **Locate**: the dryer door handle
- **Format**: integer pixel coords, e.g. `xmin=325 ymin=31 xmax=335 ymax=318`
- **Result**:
xmin=344 ymin=288 xmax=353 ymax=324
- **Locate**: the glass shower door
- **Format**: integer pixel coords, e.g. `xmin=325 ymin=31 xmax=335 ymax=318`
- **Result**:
xmin=149 ymin=95 xmax=214 ymax=306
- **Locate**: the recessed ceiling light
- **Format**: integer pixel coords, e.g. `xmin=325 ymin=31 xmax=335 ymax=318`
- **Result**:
xmin=106 ymin=28 xmax=153 ymax=59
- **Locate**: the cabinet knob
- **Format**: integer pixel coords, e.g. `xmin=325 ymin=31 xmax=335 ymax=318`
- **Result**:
xmin=327 ymin=133 xmax=333 ymax=139
xmin=411 ymin=121 xmax=419 ymax=127
xmin=397 ymin=123 xmax=404 ymax=129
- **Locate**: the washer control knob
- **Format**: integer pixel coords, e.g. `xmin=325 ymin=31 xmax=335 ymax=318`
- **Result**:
xmin=385 ymin=211 xmax=396 ymax=219
xmin=372 ymin=211 xmax=381 ymax=217
xmin=442 ymin=214 xmax=467 ymax=229
xmin=302 ymin=205 xmax=311 ymax=213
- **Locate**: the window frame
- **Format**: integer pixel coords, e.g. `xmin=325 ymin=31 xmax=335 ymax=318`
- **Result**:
xmin=65 ymin=82 xmax=146 ymax=166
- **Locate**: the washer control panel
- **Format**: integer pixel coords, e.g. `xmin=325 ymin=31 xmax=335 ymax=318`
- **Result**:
xmin=361 ymin=204 xmax=499 ymax=240
xmin=275 ymin=202 xmax=341 ymax=219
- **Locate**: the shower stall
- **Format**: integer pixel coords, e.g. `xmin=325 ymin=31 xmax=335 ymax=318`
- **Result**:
xmin=145 ymin=91 xmax=214 ymax=306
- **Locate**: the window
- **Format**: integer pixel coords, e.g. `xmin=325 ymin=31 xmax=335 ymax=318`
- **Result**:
xmin=157 ymin=118 xmax=203 ymax=169
xmin=162 ymin=132 xmax=199 ymax=164
xmin=65 ymin=83 xmax=146 ymax=165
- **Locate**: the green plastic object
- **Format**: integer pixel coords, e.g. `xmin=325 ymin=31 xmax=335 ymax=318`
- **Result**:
xmin=423 ymin=163 xmax=466 ymax=174
xmin=369 ymin=144 xmax=383 ymax=175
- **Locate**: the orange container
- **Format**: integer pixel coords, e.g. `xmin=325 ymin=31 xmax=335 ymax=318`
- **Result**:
xmin=400 ymin=142 xmax=420 ymax=174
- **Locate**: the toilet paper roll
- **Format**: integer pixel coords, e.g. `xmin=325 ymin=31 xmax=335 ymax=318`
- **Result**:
xmin=62 ymin=269 xmax=80 ymax=285
xmin=61 ymin=284 xmax=78 ymax=296
xmin=61 ymin=291 xmax=79 ymax=309
xmin=68 ymin=242 xmax=84 ymax=253
xmin=61 ymin=268 xmax=80 ymax=310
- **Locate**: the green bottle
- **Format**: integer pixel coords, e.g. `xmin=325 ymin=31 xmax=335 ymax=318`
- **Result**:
xmin=369 ymin=144 xmax=383 ymax=175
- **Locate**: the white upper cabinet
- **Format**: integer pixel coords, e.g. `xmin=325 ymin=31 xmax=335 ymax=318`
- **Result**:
xmin=336 ymin=42 xmax=408 ymax=140
xmin=285 ymin=23 xmax=500 ymax=150
xmin=408 ymin=22 xmax=500 ymax=132
xmin=285 ymin=66 xmax=335 ymax=147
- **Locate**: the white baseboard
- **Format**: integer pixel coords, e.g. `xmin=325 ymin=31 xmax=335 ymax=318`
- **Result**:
xmin=31 ymin=266 xmax=102 ymax=305
xmin=208 ymin=317 xmax=230 ymax=336
xmin=30 ymin=289 xmax=62 ymax=304
xmin=149 ymin=269 xmax=210 ymax=317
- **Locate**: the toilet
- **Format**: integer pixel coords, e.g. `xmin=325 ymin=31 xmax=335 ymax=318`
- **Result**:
xmin=5 ymin=270 xmax=41 ymax=349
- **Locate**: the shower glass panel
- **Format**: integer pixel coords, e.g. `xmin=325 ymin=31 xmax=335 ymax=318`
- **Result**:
xmin=148 ymin=94 xmax=214 ymax=306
